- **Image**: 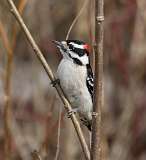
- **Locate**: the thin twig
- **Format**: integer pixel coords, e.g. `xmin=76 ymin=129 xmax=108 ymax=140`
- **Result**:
xmin=90 ymin=0 xmax=104 ymax=160
xmin=90 ymin=0 xmax=96 ymax=72
xmin=0 ymin=20 xmax=13 ymax=160
xmin=6 ymin=0 xmax=90 ymax=159
xmin=54 ymin=106 xmax=62 ymax=160
xmin=0 ymin=21 xmax=12 ymax=54
xmin=12 ymin=0 xmax=28 ymax=50
xmin=65 ymin=0 xmax=88 ymax=40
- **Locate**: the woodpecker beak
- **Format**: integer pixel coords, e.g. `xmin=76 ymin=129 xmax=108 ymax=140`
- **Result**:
xmin=52 ymin=40 xmax=68 ymax=54
xmin=52 ymin=40 xmax=62 ymax=47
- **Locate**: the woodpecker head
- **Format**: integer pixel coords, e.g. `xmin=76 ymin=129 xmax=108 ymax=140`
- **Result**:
xmin=53 ymin=40 xmax=90 ymax=66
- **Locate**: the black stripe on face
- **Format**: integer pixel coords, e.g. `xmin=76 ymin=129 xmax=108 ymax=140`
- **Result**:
xmin=60 ymin=46 xmax=67 ymax=52
xmin=68 ymin=44 xmax=85 ymax=57
xmin=68 ymin=53 xmax=83 ymax=65
xmin=66 ymin=40 xmax=84 ymax=45
xmin=72 ymin=58 xmax=83 ymax=65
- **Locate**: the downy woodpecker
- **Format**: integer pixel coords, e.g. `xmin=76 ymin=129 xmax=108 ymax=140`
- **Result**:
xmin=53 ymin=40 xmax=94 ymax=131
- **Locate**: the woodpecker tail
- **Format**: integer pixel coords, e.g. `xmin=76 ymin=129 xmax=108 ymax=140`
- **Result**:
xmin=86 ymin=122 xmax=92 ymax=131
xmin=80 ymin=118 xmax=92 ymax=131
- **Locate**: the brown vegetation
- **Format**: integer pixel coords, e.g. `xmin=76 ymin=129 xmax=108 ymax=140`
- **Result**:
xmin=0 ymin=0 xmax=146 ymax=160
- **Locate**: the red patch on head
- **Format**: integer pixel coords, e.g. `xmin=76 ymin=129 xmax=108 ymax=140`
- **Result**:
xmin=83 ymin=44 xmax=90 ymax=53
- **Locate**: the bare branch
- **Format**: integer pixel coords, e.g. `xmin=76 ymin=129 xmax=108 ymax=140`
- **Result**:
xmin=65 ymin=0 xmax=88 ymax=40
xmin=54 ymin=106 xmax=62 ymax=160
xmin=0 ymin=21 xmax=12 ymax=54
xmin=6 ymin=0 xmax=90 ymax=159
xmin=90 ymin=0 xmax=104 ymax=160
xmin=0 ymin=20 xmax=13 ymax=160
xmin=12 ymin=0 xmax=28 ymax=50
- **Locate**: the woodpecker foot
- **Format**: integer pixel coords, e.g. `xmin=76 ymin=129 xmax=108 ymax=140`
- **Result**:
xmin=67 ymin=108 xmax=77 ymax=118
xmin=80 ymin=118 xmax=88 ymax=126
xmin=92 ymin=112 xmax=98 ymax=117
xmin=51 ymin=79 xmax=60 ymax=87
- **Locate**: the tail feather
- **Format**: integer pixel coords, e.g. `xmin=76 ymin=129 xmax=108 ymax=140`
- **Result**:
xmin=80 ymin=118 xmax=92 ymax=131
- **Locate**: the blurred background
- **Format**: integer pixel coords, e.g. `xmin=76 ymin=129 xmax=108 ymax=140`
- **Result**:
xmin=0 ymin=0 xmax=146 ymax=160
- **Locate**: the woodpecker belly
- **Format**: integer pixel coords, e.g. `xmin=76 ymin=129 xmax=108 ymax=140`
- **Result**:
xmin=57 ymin=59 xmax=93 ymax=121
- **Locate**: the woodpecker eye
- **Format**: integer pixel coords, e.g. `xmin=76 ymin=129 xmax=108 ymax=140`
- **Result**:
xmin=68 ymin=44 xmax=74 ymax=51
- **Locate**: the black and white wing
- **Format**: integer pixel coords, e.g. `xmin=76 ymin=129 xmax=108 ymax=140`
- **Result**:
xmin=86 ymin=64 xmax=94 ymax=101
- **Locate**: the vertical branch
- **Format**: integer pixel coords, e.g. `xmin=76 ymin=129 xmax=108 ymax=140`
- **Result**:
xmin=54 ymin=106 xmax=62 ymax=160
xmin=4 ymin=51 xmax=12 ymax=160
xmin=91 ymin=0 xmax=104 ymax=160
xmin=91 ymin=0 xmax=96 ymax=72
xmin=0 ymin=21 xmax=13 ymax=160
xmin=4 ymin=43 xmax=13 ymax=160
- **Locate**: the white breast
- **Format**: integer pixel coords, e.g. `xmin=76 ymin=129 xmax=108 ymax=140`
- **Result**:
xmin=57 ymin=59 xmax=92 ymax=120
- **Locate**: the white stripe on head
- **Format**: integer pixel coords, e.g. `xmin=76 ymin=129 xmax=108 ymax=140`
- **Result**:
xmin=79 ymin=55 xmax=89 ymax=65
xmin=61 ymin=41 xmax=67 ymax=45
xmin=70 ymin=42 xmax=84 ymax=49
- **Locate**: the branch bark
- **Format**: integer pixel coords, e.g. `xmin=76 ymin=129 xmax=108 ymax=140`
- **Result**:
xmin=91 ymin=0 xmax=104 ymax=159
xmin=65 ymin=0 xmax=88 ymax=40
xmin=6 ymin=0 xmax=90 ymax=160
xmin=0 ymin=20 xmax=13 ymax=160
